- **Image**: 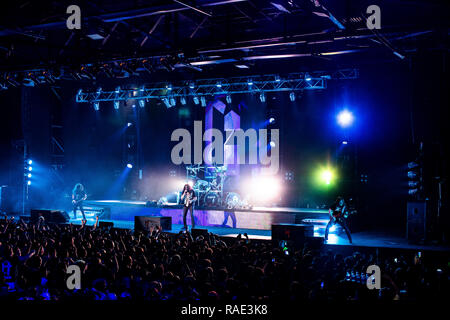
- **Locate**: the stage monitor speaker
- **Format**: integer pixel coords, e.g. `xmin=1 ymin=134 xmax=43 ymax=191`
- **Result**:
xmin=30 ymin=209 xmax=70 ymax=224
xmin=272 ymin=224 xmax=314 ymax=246
xmin=134 ymin=216 xmax=172 ymax=232
xmin=99 ymin=221 xmax=114 ymax=229
xmin=191 ymin=228 xmax=210 ymax=241
xmin=407 ymin=201 xmax=426 ymax=243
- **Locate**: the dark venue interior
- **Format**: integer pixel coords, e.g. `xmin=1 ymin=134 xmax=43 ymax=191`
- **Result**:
xmin=0 ymin=0 xmax=449 ymax=308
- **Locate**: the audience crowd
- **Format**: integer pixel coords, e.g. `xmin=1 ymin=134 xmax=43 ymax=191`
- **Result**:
xmin=0 ymin=215 xmax=448 ymax=301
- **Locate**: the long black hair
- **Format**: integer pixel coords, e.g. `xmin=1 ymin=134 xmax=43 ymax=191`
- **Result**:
xmin=73 ymin=183 xmax=84 ymax=194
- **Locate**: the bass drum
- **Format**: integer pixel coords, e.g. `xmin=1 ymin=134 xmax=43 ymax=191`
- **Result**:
xmin=225 ymin=192 xmax=241 ymax=209
xmin=204 ymin=191 xmax=220 ymax=207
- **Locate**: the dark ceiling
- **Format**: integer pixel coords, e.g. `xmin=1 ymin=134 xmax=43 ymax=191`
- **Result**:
xmin=0 ymin=0 xmax=448 ymax=86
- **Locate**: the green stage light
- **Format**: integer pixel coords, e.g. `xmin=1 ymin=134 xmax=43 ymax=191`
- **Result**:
xmin=314 ymin=166 xmax=337 ymax=188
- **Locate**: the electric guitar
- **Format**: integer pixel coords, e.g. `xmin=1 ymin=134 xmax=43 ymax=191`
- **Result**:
xmin=183 ymin=192 xmax=197 ymax=207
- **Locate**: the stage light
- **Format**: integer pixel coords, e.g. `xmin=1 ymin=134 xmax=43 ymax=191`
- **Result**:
xmin=189 ymin=82 xmax=195 ymax=89
xmin=93 ymin=102 xmax=100 ymax=111
xmin=247 ymin=79 xmax=253 ymax=86
xmin=244 ymin=176 xmax=281 ymax=203
xmin=28 ymin=173 xmax=32 ymax=178
xmin=28 ymin=166 xmax=33 ymax=171
xmin=27 ymin=180 xmax=31 ymax=186
xmin=408 ymin=161 xmax=419 ymax=169
xmin=127 ymin=164 xmax=133 ymax=169
xmin=162 ymin=97 xmax=172 ymax=108
xmin=170 ymin=97 xmax=176 ymax=106
xmin=407 ymin=171 xmax=417 ymax=179
xmin=289 ymin=92 xmax=295 ymax=102
xmin=114 ymin=100 xmax=120 ymax=109
xmin=259 ymin=92 xmax=266 ymax=103
xmin=28 ymin=160 xmax=32 ymax=165
xmin=216 ymin=82 xmax=222 ymax=88
xmin=180 ymin=96 xmax=186 ymax=105
xmin=226 ymin=95 xmax=232 ymax=104
xmin=342 ymin=140 xmax=348 ymax=145
xmin=275 ymin=75 xmax=281 ymax=82
xmin=200 ymin=96 xmax=206 ymax=107
xmin=139 ymin=99 xmax=145 ymax=108
xmin=269 ymin=117 xmax=275 ymax=124
xmin=193 ymin=96 xmax=200 ymax=105
xmin=321 ymin=169 xmax=333 ymax=185
xmin=270 ymin=141 xmax=276 ymax=148
xmin=305 ymin=73 xmax=312 ymax=81
xmin=96 ymin=87 xmax=102 ymax=94
xmin=115 ymin=86 xmax=120 ymax=94
xmin=337 ymin=109 xmax=354 ymax=128
xmin=140 ymin=86 xmax=145 ymax=92
xmin=166 ymin=83 xmax=172 ymax=91
xmin=127 ymin=122 xmax=132 ymax=127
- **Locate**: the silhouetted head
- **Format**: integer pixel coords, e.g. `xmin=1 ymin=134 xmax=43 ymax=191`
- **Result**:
xmin=73 ymin=183 xmax=84 ymax=193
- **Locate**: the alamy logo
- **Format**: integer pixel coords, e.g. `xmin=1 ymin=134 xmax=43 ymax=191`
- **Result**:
xmin=366 ymin=5 xmax=381 ymax=30
xmin=66 ymin=5 xmax=81 ymax=30
xmin=366 ymin=264 xmax=381 ymax=290
xmin=171 ymin=121 xmax=279 ymax=175
xmin=66 ymin=265 xmax=81 ymax=290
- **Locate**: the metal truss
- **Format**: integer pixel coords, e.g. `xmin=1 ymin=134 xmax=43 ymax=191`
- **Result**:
xmin=76 ymin=69 xmax=358 ymax=103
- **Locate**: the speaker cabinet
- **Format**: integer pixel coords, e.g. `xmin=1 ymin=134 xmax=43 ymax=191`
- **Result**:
xmin=272 ymin=224 xmax=315 ymax=246
xmin=407 ymin=201 xmax=427 ymax=243
xmin=191 ymin=228 xmax=210 ymax=240
xmin=134 ymin=216 xmax=172 ymax=232
xmin=30 ymin=209 xmax=69 ymax=224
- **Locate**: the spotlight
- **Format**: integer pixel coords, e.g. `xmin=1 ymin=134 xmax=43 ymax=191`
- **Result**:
xmin=342 ymin=140 xmax=348 ymax=145
xmin=289 ymin=92 xmax=295 ymax=102
xmin=269 ymin=117 xmax=275 ymax=124
xmin=247 ymin=79 xmax=253 ymax=86
xmin=337 ymin=109 xmax=354 ymax=128
xmin=93 ymin=102 xmax=100 ymax=111
xmin=114 ymin=100 xmax=120 ymax=109
xmin=140 ymin=86 xmax=145 ymax=92
xmin=275 ymin=75 xmax=281 ymax=82
xmin=27 ymin=180 xmax=31 ymax=186
xmin=127 ymin=122 xmax=132 ymax=127
xmin=189 ymin=82 xmax=195 ymax=89
xmin=96 ymin=87 xmax=102 ymax=94
xmin=180 ymin=96 xmax=186 ymax=105
xmin=244 ymin=176 xmax=281 ymax=203
xmin=259 ymin=92 xmax=266 ymax=103
xmin=305 ymin=73 xmax=312 ymax=81
xmin=193 ymin=96 xmax=200 ymax=105
xmin=28 ymin=160 xmax=33 ymax=165
xmin=115 ymin=86 xmax=120 ymax=94
xmin=139 ymin=99 xmax=145 ymax=108
xmin=28 ymin=173 xmax=32 ymax=178
xmin=166 ymin=83 xmax=172 ymax=91
xmin=270 ymin=141 xmax=276 ymax=148
xmin=321 ymin=169 xmax=333 ymax=185
xmin=216 ymin=82 xmax=222 ymax=88
xmin=28 ymin=166 xmax=33 ymax=171
xmin=127 ymin=164 xmax=133 ymax=169
xmin=226 ymin=95 xmax=232 ymax=104
xmin=162 ymin=98 xmax=172 ymax=108
xmin=200 ymin=96 xmax=206 ymax=107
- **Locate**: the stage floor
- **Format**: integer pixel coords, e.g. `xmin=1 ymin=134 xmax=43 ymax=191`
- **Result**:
xmin=70 ymin=217 xmax=450 ymax=252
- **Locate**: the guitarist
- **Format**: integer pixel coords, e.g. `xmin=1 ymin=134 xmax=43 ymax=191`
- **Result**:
xmin=324 ymin=196 xmax=352 ymax=244
xmin=180 ymin=183 xmax=197 ymax=230
xmin=72 ymin=183 xmax=87 ymax=221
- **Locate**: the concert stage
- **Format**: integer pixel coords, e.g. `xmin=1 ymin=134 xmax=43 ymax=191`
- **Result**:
xmin=83 ymin=199 xmax=330 ymax=230
xmin=73 ymin=200 xmax=450 ymax=253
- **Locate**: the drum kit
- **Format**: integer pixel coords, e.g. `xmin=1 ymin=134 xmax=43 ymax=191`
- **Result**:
xmin=185 ymin=164 xmax=250 ymax=209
